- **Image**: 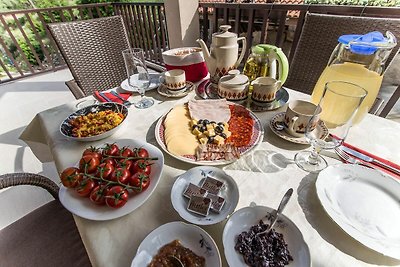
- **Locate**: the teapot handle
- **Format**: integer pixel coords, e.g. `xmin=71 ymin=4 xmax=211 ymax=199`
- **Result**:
xmin=235 ymin=37 xmax=247 ymax=68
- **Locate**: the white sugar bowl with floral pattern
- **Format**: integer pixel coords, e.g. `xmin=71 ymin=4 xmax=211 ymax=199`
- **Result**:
xmin=218 ymin=70 xmax=249 ymax=101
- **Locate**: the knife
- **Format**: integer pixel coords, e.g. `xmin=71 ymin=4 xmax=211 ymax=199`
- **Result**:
xmin=98 ymin=91 xmax=113 ymax=103
xmin=340 ymin=146 xmax=400 ymax=175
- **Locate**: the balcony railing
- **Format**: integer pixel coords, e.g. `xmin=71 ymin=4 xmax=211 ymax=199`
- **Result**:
xmin=0 ymin=2 xmax=168 ymax=83
xmin=1 ymin=2 xmax=400 ymax=83
xmin=198 ymin=3 xmax=400 ymax=64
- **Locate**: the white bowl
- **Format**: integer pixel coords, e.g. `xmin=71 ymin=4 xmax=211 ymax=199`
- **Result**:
xmin=131 ymin=221 xmax=221 ymax=267
xmin=223 ymin=205 xmax=311 ymax=267
xmin=60 ymin=103 xmax=128 ymax=142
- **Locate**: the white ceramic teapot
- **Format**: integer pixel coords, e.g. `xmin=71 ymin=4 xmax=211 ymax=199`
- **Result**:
xmin=197 ymin=25 xmax=246 ymax=84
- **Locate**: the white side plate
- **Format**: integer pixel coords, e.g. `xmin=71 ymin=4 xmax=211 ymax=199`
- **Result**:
xmin=171 ymin=166 xmax=239 ymax=225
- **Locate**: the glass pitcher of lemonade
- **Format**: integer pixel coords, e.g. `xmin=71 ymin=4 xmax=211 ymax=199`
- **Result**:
xmin=311 ymin=31 xmax=397 ymax=124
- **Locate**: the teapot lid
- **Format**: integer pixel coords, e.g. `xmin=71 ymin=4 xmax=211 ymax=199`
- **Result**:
xmin=213 ymin=25 xmax=237 ymax=39
xmin=338 ymin=31 xmax=397 ymax=55
xmin=219 ymin=70 xmax=249 ymax=87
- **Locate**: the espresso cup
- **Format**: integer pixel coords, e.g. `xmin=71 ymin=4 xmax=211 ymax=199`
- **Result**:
xmin=163 ymin=69 xmax=186 ymax=92
xmin=284 ymin=100 xmax=321 ymax=137
xmin=251 ymin=77 xmax=282 ymax=105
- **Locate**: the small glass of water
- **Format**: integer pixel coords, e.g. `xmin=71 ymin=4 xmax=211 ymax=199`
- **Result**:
xmin=122 ymin=48 xmax=154 ymax=109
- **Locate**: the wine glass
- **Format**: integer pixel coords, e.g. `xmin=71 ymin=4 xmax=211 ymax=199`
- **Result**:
xmin=122 ymin=48 xmax=154 ymax=109
xmin=294 ymin=81 xmax=367 ymax=173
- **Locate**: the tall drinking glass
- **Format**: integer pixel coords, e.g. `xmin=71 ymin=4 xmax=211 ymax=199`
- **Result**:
xmin=122 ymin=48 xmax=154 ymax=109
xmin=295 ymin=81 xmax=367 ymax=173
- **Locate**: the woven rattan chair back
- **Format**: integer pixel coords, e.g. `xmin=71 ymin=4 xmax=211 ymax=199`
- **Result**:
xmin=286 ymin=13 xmax=400 ymax=96
xmin=48 ymin=16 xmax=130 ymax=99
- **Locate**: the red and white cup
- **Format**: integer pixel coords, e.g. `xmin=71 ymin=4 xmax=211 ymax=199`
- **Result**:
xmin=162 ymin=47 xmax=208 ymax=82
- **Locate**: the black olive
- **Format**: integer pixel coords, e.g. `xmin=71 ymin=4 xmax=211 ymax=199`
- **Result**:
xmin=215 ymin=125 xmax=224 ymax=133
xmin=220 ymin=133 xmax=227 ymax=139
xmin=198 ymin=119 xmax=203 ymax=125
xmin=203 ymin=119 xmax=210 ymax=125
xmin=207 ymin=136 xmax=214 ymax=143
xmin=217 ymin=122 xmax=224 ymax=126
xmin=200 ymin=125 xmax=207 ymax=132
xmin=192 ymin=124 xmax=198 ymax=130
xmin=210 ymin=121 xmax=216 ymax=124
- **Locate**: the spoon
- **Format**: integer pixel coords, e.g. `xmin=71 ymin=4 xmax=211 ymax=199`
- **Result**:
xmin=272 ymin=120 xmax=285 ymax=131
xmin=256 ymin=188 xmax=293 ymax=237
xmin=168 ymin=255 xmax=184 ymax=267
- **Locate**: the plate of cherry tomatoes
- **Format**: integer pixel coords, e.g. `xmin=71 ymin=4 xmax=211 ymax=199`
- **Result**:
xmin=58 ymin=139 xmax=164 ymax=221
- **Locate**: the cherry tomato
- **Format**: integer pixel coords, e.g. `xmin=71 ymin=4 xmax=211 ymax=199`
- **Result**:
xmin=118 ymin=159 xmax=133 ymax=171
xmin=106 ymin=186 xmax=128 ymax=208
xmin=60 ymin=167 xmax=82 ymax=188
xmin=120 ymin=147 xmax=133 ymax=158
xmin=76 ymin=178 xmax=96 ymax=197
xmin=103 ymin=143 xmax=119 ymax=156
xmin=89 ymin=185 xmax=110 ymax=205
xmin=110 ymin=167 xmax=130 ymax=185
xmin=96 ymin=162 xmax=114 ymax=179
xmin=102 ymin=157 xmax=116 ymax=167
xmin=131 ymin=160 xmax=152 ymax=175
xmin=79 ymin=155 xmax=100 ymax=173
xmin=83 ymin=147 xmax=102 ymax=160
xmin=134 ymin=147 xmax=149 ymax=159
xmin=129 ymin=172 xmax=150 ymax=192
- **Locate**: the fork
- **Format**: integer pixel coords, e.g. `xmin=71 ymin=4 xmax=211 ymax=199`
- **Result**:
xmin=110 ymin=90 xmax=132 ymax=107
xmin=335 ymin=147 xmax=375 ymax=169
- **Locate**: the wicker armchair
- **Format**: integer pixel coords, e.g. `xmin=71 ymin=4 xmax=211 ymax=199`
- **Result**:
xmin=285 ymin=13 xmax=400 ymax=116
xmin=47 ymin=16 xmax=131 ymax=99
xmin=0 ymin=173 xmax=92 ymax=267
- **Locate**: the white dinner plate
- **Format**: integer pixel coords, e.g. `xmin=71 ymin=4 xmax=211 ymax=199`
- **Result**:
xmin=58 ymin=139 xmax=164 ymax=221
xmin=316 ymin=164 xmax=400 ymax=259
xmin=155 ymin=102 xmax=264 ymax=165
xmin=131 ymin=221 xmax=221 ymax=267
xmin=60 ymin=102 xmax=128 ymax=142
xmin=223 ymin=205 xmax=311 ymax=267
xmin=120 ymin=73 xmax=161 ymax=93
xmin=171 ymin=166 xmax=239 ymax=225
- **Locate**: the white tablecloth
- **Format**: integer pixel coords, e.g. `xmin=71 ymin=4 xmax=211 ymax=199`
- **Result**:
xmin=20 ymin=88 xmax=400 ymax=267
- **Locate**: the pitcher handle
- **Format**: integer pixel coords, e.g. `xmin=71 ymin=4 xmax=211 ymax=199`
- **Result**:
xmin=235 ymin=36 xmax=247 ymax=68
xmin=274 ymin=48 xmax=289 ymax=85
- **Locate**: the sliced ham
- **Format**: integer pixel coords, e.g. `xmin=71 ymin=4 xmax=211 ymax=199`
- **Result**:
xmin=188 ymin=99 xmax=231 ymax=123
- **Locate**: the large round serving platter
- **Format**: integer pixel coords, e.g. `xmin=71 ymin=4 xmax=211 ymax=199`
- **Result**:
xmin=131 ymin=221 xmax=221 ymax=267
xmin=58 ymin=139 xmax=164 ymax=221
xmin=155 ymin=102 xmax=264 ymax=166
xmin=316 ymin=164 xmax=400 ymax=259
xmin=60 ymin=102 xmax=128 ymax=142
xmin=223 ymin=205 xmax=311 ymax=267
xmin=171 ymin=166 xmax=239 ymax=225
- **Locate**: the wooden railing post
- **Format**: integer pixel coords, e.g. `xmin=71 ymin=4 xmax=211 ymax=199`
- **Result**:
xmin=164 ymin=0 xmax=200 ymax=48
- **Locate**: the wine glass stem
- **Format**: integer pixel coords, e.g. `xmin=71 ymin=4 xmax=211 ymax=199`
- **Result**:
xmin=308 ymin=146 xmax=321 ymax=165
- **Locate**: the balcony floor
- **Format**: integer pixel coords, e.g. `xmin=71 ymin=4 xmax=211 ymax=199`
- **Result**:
xmin=0 ymin=68 xmax=399 ymax=229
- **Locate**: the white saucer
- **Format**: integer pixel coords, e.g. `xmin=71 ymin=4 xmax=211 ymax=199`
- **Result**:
xmin=250 ymin=87 xmax=289 ymax=112
xmin=157 ymin=81 xmax=195 ymax=98
xmin=269 ymin=112 xmax=329 ymax=145
xmin=120 ymin=74 xmax=161 ymax=93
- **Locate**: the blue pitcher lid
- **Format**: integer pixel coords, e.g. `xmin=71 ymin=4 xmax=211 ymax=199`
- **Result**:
xmin=338 ymin=31 xmax=387 ymax=55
